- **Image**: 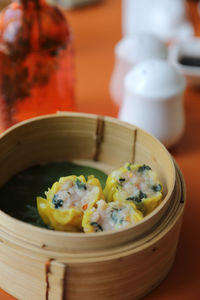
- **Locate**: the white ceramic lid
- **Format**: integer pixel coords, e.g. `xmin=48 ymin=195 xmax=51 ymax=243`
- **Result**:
xmin=116 ymin=33 xmax=168 ymax=64
xmin=125 ymin=59 xmax=186 ymax=99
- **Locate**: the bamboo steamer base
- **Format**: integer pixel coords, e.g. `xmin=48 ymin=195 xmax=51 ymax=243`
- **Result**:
xmin=0 ymin=114 xmax=185 ymax=300
xmin=0 ymin=164 xmax=185 ymax=300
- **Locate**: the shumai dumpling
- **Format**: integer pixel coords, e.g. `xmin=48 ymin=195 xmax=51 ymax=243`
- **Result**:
xmin=37 ymin=175 xmax=104 ymax=231
xmin=82 ymin=199 xmax=143 ymax=233
xmin=104 ymin=163 xmax=163 ymax=216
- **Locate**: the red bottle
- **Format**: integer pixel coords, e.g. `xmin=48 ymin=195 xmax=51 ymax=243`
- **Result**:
xmin=0 ymin=0 xmax=75 ymax=131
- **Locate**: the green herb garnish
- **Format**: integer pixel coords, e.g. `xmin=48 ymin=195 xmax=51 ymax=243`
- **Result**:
xmin=152 ymin=184 xmax=162 ymax=192
xmin=126 ymin=196 xmax=142 ymax=203
xmin=111 ymin=208 xmax=124 ymax=224
xmin=119 ymin=178 xmax=125 ymax=182
xmin=76 ymin=178 xmax=87 ymax=190
xmin=126 ymin=163 xmax=132 ymax=171
xmin=126 ymin=190 xmax=147 ymax=203
xmin=138 ymin=165 xmax=151 ymax=173
xmin=111 ymin=208 xmax=120 ymax=223
xmin=139 ymin=191 xmax=147 ymax=199
xmin=52 ymin=195 xmax=64 ymax=209
xmin=119 ymin=217 xmax=125 ymax=224
xmin=90 ymin=222 xmax=103 ymax=232
xmin=118 ymin=177 xmax=125 ymax=186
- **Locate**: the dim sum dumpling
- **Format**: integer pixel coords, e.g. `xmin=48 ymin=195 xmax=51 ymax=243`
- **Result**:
xmin=82 ymin=199 xmax=143 ymax=233
xmin=104 ymin=163 xmax=163 ymax=216
xmin=37 ymin=175 xmax=104 ymax=231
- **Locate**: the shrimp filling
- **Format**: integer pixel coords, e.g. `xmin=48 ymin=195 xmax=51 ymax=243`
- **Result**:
xmin=113 ymin=165 xmax=161 ymax=202
xmin=88 ymin=200 xmax=139 ymax=232
xmin=52 ymin=179 xmax=99 ymax=211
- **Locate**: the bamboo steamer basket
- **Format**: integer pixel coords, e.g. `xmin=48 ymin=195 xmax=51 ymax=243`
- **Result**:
xmin=0 ymin=113 xmax=185 ymax=300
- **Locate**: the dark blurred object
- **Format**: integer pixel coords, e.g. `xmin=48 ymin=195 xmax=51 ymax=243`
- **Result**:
xmin=179 ymin=56 xmax=200 ymax=66
xmin=169 ymin=37 xmax=200 ymax=86
xmin=47 ymin=0 xmax=102 ymax=9
xmin=0 ymin=0 xmax=76 ymax=131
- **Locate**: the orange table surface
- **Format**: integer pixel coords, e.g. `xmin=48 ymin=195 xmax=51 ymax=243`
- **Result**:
xmin=1 ymin=0 xmax=200 ymax=299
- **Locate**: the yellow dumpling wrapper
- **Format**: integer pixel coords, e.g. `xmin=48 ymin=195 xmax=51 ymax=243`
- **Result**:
xmin=104 ymin=163 xmax=163 ymax=216
xmin=82 ymin=199 xmax=143 ymax=233
xmin=37 ymin=175 xmax=104 ymax=232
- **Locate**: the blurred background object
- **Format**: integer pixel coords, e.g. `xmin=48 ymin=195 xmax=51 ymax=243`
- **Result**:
xmin=122 ymin=0 xmax=194 ymax=43
xmin=47 ymin=0 xmax=102 ymax=9
xmin=119 ymin=59 xmax=186 ymax=148
xmin=0 ymin=0 xmax=10 ymax=10
xmin=110 ymin=33 xmax=168 ymax=107
xmin=0 ymin=0 xmax=76 ymax=132
xmin=109 ymin=0 xmax=197 ymax=146
xmin=169 ymin=36 xmax=200 ymax=86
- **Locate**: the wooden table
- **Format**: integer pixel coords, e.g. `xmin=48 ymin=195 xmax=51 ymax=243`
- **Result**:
xmin=1 ymin=0 xmax=200 ymax=299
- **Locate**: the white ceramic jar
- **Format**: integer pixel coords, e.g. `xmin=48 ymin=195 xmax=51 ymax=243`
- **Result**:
xmin=119 ymin=59 xmax=186 ymax=148
xmin=122 ymin=0 xmax=193 ymax=42
xmin=110 ymin=33 xmax=167 ymax=107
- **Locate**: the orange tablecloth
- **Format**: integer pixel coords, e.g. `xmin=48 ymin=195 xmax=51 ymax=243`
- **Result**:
xmin=1 ymin=0 xmax=200 ymax=299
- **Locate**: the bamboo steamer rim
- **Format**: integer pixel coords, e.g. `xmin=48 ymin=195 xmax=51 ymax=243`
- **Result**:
xmin=0 ymin=112 xmax=176 ymax=251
